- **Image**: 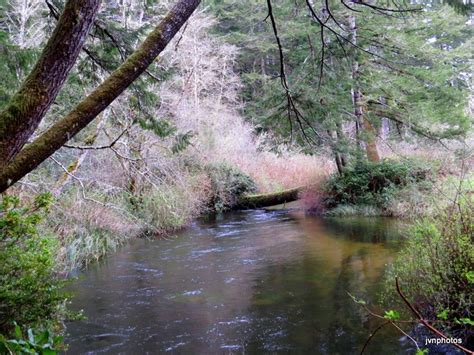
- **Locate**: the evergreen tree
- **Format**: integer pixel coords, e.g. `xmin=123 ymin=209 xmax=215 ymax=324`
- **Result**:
xmin=208 ymin=0 xmax=473 ymax=168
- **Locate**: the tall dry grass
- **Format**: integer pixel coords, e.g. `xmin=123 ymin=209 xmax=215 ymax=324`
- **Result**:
xmin=159 ymin=13 xmax=334 ymax=194
xmin=229 ymin=150 xmax=333 ymax=193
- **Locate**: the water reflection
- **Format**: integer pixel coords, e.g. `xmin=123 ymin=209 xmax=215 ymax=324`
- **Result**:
xmin=65 ymin=210 xmax=406 ymax=354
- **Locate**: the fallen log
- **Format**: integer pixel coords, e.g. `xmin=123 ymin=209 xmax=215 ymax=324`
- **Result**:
xmin=234 ymin=186 xmax=304 ymax=209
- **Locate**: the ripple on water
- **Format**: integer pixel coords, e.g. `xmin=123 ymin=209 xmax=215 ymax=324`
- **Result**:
xmin=191 ymin=247 xmax=225 ymax=255
xmin=182 ymin=289 xmax=203 ymax=296
xmin=164 ymin=341 xmax=187 ymax=352
xmin=215 ymin=228 xmax=248 ymax=238
xmin=220 ymin=344 xmax=242 ymax=350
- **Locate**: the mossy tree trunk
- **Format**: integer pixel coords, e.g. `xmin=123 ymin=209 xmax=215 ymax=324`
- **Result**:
xmin=0 ymin=0 xmax=100 ymax=168
xmin=0 ymin=0 xmax=201 ymax=193
xmin=234 ymin=186 xmax=303 ymax=210
xmin=361 ymin=112 xmax=381 ymax=162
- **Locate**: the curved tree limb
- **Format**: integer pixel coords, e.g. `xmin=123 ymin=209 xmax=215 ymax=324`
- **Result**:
xmin=0 ymin=0 xmax=100 ymax=167
xmin=360 ymin=321 xmax=390 ymax=354
xmin=0 ymin=0 xmax=201 ymax=192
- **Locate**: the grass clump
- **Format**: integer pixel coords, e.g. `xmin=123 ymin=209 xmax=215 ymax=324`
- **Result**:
xmin=134 ymin=183 xmax=206 ymax=234
xmin=0 ymin=194 xmax=67 ymax=337
xmin=324 ymin=204 xmax=381 ymax=217
xmin=48 ymin=194 xmax=138 ymax=270
xmin=384 ymin=191 xmax=474 ymax=346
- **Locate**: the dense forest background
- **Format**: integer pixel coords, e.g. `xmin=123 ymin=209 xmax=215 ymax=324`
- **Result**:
xmin=0 ymin=0 xmax=472 ymax=352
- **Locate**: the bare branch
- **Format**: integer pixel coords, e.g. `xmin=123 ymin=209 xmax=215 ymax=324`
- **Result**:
xmin=63 ymin=126 xmax=130 ymax=150
xmin=360 ymin=321 xmax=390 ymax=354
xmin=353 ymin=2 xmax=422 ymax=14
xmin=395 ymin=277 xmax=473 ymax=354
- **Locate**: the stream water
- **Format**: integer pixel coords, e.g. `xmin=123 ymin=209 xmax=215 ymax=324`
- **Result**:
xmin=65 ymin=209 xmax=409 ymax=354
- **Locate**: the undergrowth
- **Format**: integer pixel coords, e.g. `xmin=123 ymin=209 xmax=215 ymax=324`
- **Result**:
xmin=324 ymin=159 xmax=433 ymax=216
xmin=131 ymin=174 xmax=210 ymax=235
xmin=205 ymin=163 xmax=257 ymax=212
xmin=0 ymin=193 xmax=67 ymax=350
xmin=48 ymin=194 xmax=138 ymax=271
xmin=383 ymin=187 xmax=474 ymax=347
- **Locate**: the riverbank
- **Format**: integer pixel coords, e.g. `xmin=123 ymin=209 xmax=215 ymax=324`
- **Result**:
xmin=28 ymin=155 xmax=327 ymax=273
xmin=33 ymin=149 xmax=472 ymax=274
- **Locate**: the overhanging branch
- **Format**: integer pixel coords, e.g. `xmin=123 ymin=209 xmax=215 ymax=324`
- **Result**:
xmin=0 ymin=0 xmax=201 ymax=192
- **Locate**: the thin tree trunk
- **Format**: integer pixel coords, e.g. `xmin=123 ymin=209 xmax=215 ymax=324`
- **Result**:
xmin=335 ymin=123 xmax=347 ymax=167
xmin=328 ymin=129 xmax=345 ymax=175
xmin=0 ymin=0 xmax=100 ymax=168
xmin=349 ymin=13 xmax=380 ymax=162
xmin=335 ymin=153 xmax=344 ymax=175
xmin=361 ymin=114 xmax=380 ymax=161
xmin=0 ymin=0 xmax=201 ymax=193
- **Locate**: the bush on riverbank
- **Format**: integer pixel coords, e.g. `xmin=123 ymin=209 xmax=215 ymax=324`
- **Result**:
xmin=205 ymin=163 xmax=257 ymax=212
xmin=0 ymin=194 xmax=67 ymax=336
xmin=383 ymin=188 xmax=474 ymax=347
xmin=324 ymin=159 xmax=433 ymax=216
xmin=46 ymin=172 xmax=211 ymax=270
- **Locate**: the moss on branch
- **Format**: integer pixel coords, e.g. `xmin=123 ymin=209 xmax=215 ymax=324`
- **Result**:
xmin=234 ymin=186 xmax=303 ymax=209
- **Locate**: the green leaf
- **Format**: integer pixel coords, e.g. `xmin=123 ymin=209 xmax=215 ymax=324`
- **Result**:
xmin=384 ymin=310 xmax=401 ymax=321
xmin=465 ymin=271 xmax=474 ymax=284
xmin=35 ymin=329 xmax=49 ymax=345
xmin=436 ymin=309 xmax=449 ymax=320
xmin=27 ymin=328 xmax=35 ymax=343
xmin=0 ymin=341 xmax=9 ymax=354
xmin=53 ymin=335 xmax=64 ymax=346
xmin=14 ymin=323 xmax=22 ymax=339
xmin=459 ymin=318 xmax=474 ymax=326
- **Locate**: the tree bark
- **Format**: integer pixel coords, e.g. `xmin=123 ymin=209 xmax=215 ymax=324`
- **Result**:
xmin=0 ymin=0 xmax=201 ymax=193
xmin=349 ymin=13 xmax=380 ymax=162
xmin=361 ymin=112 xmax=381 ymax=162
xmin=0 ymin=0 xmax=100 ymax=168
xmin=234 ymin=186 xmax=303 ymax=210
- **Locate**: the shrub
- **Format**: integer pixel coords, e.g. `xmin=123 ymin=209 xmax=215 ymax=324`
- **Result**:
xmin=0 ymin=194 xmax=67 ymax=335
xmin=0 ymin=323 xmax=64 ymax=354
xmin=325 ymin=159 xmax=431 ymax=212
xmin=384 ymin=193 xmax=474 ymax=345
xmin=206 ymin=163 xmax=257 ymax=212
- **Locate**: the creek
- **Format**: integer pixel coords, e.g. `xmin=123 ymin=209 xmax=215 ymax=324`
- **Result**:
xmin=65 ymin=209 xmax=408 ymax=353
